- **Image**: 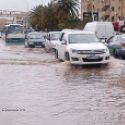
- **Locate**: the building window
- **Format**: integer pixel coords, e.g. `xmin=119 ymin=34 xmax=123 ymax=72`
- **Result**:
xmin=112 ymin=7 xmax=114 ymax=11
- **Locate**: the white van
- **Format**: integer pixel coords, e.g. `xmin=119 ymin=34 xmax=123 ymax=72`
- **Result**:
xmin=84 ymin=22 xmax=115 ymax=40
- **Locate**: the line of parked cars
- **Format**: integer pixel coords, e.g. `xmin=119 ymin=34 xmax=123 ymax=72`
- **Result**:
xmin=24 ymin=30 xmax=110 ymax=65
xmin=23 ymin=21 xmax=125 ymax=65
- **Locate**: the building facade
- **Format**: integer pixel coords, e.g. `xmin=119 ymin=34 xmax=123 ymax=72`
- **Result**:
xmin=81 ymin=0 xmax=125 ymax=21
xmin=0 ymin=10 xmax=28 ymax=30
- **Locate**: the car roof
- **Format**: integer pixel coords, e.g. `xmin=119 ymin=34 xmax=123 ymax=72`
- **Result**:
xmin=61 ymin=30 xmax=95 ymax=35
xmin=86 ymin=21 xmax=112 ymax=25
xmin=27 ymin=32 xmax=42 ymax=35
xmin=48 ymin=31 xmax=61 ymax=34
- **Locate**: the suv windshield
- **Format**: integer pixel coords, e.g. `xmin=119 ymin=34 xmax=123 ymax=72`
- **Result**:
xmin=69 ymin=34 xmax=99 ymax=44
xmin=50 ymin=33 xmax=61 ymax=40
xmin=28 ymin=34 xmax=44 ymax=39
xmin=8 ymin=25 xmax=24 ymax=34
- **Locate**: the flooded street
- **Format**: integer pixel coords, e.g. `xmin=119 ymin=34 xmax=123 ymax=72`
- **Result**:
xmin=0 ymin=39 xmax=125 ymax=125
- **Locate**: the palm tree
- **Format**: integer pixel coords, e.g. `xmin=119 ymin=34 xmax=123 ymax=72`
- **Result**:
xmin=29 ymin=0 xmax=80 ymax=30
xmin=29 ymin=3 xmax=59 ymax=30
xmin=30 ymin=5 xmax=45 ymax=30
xmin=57 ymin=0 xmax=80 ymax=19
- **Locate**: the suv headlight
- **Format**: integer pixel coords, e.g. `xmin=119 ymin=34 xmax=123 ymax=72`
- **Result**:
xmin=104 ymin=48 xmax=109 ymax=53
xmin=71 ymin=49 xmax=78 ymax=53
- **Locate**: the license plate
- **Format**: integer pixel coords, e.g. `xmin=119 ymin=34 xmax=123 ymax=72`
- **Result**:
xmin=86 ymin=55 xmax=100 ymax=59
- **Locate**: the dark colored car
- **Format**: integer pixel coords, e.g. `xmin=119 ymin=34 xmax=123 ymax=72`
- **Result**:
xmin=107 ymin=34 xmax=125 ymax=58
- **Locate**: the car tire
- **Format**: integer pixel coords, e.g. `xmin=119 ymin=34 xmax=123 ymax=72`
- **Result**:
xmin=42 ymin=45 xmax=45 ymax=48
xmin=65 ymin=52 xmax=70 ymax=61
xmin=24 ymin=42 xmax=28 ymax=48
xmin=31 ymin=45 xmax=35 ymax=48
xmin=55 ymin=50 xmax=58 ymax=59
xmin=114 ymin=49 xmax=119 ymax=58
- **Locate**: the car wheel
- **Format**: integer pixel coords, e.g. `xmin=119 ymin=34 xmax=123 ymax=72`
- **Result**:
xmin=42 ymin=45 xmax=45 ymax=48
xmin=31 ymin=45 xmax=35 ymax=48
xmin=65 ymin=52 xmax=70 ymax=61
xmin=24 ymin=42 xmax=28 ymax=48
xmin=28 ymin=45 xmax=34 ymax=48
xmin=55 ymin=50 xmax=58 ymax=59
xmin=114 ymin=49 xmax=119 ymax=58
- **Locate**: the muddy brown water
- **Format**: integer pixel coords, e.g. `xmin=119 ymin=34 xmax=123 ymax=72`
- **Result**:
xmin=0 ymin=39 xmax=125 ymax=125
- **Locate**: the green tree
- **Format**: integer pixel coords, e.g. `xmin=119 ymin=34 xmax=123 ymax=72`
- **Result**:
xmin=30 ymin=3 xmax=60 ymax=30
xmin=29 ymin=0 xmax=80 ymax=30
xmin=29 ymin=5 xmax=45 ymax=30
xmin=57 ymin=0 xmax=79 ymax=21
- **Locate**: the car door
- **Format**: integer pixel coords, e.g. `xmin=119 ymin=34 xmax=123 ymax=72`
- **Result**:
xmin=108 ymin=36 xmax=119 ymax=53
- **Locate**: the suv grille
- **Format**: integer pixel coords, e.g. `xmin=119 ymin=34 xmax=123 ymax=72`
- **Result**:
xmin=83 ymin=58 xmax=103 ymax=62
xmin=77 ymin=50 xmax=105 ymax=54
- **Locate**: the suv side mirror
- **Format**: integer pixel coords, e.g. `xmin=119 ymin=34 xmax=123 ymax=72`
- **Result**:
xmin=101 ymin=39 xmax=105 ymax=43
xmin=61 ymin=39 xmax=67 ymax=45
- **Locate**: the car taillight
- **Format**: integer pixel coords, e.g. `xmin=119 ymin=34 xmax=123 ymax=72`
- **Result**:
xmin=121 ymin=43 xmax=125 ymax=48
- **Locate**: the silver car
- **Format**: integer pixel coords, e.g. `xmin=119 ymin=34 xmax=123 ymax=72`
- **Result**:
xmin=25 ymin=32 xmax=45 ymax=48
xmin=107 ymin=34 xmax=125 ymax=58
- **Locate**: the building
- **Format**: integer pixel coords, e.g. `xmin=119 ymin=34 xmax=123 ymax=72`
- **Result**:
xmin=81 ymin=0 xmax=125 ymax=21
xmin=0 ymin=10 xmax=28 ymax=30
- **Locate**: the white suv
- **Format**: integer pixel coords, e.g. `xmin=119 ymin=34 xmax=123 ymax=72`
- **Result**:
xmin=55 ymin=30 xmax=110 ymax=65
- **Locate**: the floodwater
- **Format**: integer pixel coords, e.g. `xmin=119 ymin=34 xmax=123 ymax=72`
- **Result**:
xmin=0 ymin=39 xmax=125 ymax=125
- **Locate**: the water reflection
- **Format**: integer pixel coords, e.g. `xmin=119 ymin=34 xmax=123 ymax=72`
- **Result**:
xmin=0 ymin=39 xmax=125 ymax=125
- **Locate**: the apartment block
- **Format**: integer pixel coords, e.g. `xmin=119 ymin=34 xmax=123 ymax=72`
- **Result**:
xmin=81 ymin=0 xmax=125 ymax=21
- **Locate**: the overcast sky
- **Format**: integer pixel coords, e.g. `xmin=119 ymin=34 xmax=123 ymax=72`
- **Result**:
xmin=0 ymin=0 xmax=50 ymax=12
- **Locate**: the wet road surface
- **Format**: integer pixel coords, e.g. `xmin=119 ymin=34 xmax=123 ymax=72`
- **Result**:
xmin=0 ymin=39 xmax=125 ymax=125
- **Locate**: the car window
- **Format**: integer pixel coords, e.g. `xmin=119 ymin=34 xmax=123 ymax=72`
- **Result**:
xmin=113 ymin=36 xmax=118 ymax=41
xmin=69 ymin=34 xmax=99 ymax=44
xmin=50 ymin=33 xmax=61 ymax=40
xmin=62 ymin=33 xmax=67 ymax=41
xmin=120 ymin=35 xmax=125 ymax=41
xmin=108 ymin=36 xmax=120 ymax=46
xmin=28 ymin=34 xmax=44 ymax=39
xmin=60 ymin=33 xmax=65 ymax=41
xmin=108 ymin=36 xmax=118 ymax=43
xmin=107 ymin=36 xmax=114 ymax=43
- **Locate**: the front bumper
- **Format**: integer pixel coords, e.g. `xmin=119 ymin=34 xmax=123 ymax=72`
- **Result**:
xmin=69 ymin=53 xmax=110 ymax=65
xmin=28 ymin=41 xmax=45 ymax=46
xmin=117 ymin=49 xmax=125 ymax=56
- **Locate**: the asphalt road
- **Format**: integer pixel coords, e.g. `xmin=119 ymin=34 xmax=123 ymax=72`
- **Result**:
xmin=0 ymin=39 xmax=125 ymax=125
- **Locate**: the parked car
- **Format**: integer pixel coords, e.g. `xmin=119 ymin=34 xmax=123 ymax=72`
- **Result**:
xmin=55 ymin=30 xmax=110 ymax=65
xmin=0 ymin=31 xmax=1 ymax=38
xmin=25 ymin=32 xmax=45 ymax=48
xmin=84 ymin=21 xmax=115 ymax=41
xmin=45 ymin=31 xmax=62 ymax=51
xmin=107 ymin=34 xmax=125 ymax=58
